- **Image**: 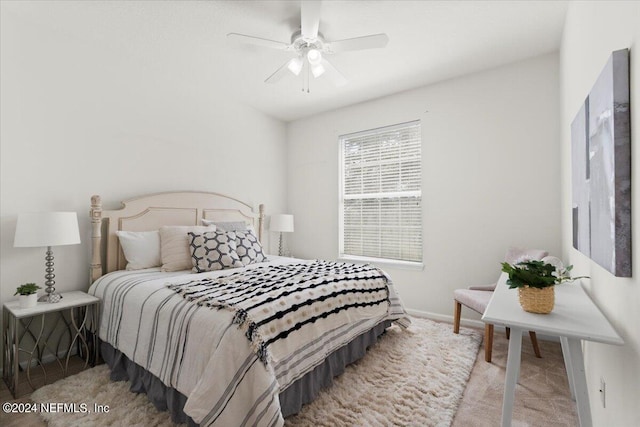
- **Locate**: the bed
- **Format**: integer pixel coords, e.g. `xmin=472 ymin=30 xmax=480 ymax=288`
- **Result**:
xmin=87 ymin=191 xmax=409 ymax=426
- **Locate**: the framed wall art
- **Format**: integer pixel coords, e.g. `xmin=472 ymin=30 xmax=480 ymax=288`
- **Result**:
xmin=571 ymin=48 xmax=631 ymax=277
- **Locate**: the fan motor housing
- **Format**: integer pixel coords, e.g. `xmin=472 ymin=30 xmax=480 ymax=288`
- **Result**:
xmin=291 ymin=30 xmax=326 ymax=52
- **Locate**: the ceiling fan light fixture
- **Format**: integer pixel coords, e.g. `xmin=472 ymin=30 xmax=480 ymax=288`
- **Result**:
xmin=287 ymin=57 xmax=304 ymax=75
xmin=311 ymin=62 xmax=325 ymax=78
xmin=229 ymin=2 xmax=389 ymax=89
xmin=307 ymin=48 xmax=322 ymax=65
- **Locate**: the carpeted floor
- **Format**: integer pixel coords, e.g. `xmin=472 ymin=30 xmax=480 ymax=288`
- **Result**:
xmin=29 ymin=317 xmax=481 ymax=427
xmin=452 ymin=330 xmax=578 ymax=427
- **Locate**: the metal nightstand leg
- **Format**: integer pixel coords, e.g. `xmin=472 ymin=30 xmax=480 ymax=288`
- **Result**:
xmin=25 ymin=314 xmax=47 ymax=391
xmin=69 ymin=306 xmax=92 ymax=371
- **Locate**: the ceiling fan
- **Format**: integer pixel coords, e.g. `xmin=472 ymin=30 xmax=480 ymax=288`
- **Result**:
xmin=227 ymin=1 xmax=389 ymax=90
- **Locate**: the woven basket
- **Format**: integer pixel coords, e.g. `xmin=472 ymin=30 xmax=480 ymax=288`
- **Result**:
xmin=518 ymin=286 xmax=555 ymax=314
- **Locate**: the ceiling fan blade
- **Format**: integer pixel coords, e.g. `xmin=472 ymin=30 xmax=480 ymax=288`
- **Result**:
xmin=301 ymin=1 xmax=321 ymax=40
xmin=321 ymin=58 xmax=347 ymax=87
xmin=328 ymin=33 xmax=389 ymax=53
xmin=265 ymin=58 xmax=298 ymax=84
xmin=227 ymin=33 xmax=289 ymax=50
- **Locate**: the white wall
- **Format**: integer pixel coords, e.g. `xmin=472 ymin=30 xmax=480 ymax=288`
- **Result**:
xmin=0 ymin=9 xmax=287 ymax=311
xmin=560 ymin=2 xmax=640 ymax=426
xmin=287 ymin=53 xmax=561 ymax=320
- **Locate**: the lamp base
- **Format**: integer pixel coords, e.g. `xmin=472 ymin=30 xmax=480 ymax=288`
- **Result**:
xmin=38 ymin=292 xmax=63 ymax=303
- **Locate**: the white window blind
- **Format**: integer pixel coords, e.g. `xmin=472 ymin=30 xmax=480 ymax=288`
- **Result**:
xmin=339 ymin=121 xmax=422 ymax=264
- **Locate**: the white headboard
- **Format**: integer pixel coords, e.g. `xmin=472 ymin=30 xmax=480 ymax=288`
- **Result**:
xmin=90 ymin=191 xmax=265 ymax=282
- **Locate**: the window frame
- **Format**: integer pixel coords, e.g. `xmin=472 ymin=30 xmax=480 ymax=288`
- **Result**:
xmin=338 ymin=120 xmax=423 ymax=269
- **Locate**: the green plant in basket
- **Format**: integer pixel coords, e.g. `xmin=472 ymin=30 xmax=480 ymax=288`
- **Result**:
xmin=501 ymin=260 xmax=588 ymax=289
xmin=14 ymin=283 xmax=41 ymax=296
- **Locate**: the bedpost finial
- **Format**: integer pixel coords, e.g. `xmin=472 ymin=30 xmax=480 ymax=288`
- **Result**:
xmin=90 ymin=195 xmax=103 ymax=222
xmin=90 ymin=195 xmax=104 ymax=284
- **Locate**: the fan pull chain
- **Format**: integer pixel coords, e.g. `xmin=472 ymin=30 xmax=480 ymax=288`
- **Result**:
xmin=300 ymin=60 xmax=311 ymax=93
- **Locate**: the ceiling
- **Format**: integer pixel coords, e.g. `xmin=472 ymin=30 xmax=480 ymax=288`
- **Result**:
xmin=3 ymin=0 xmax=569 ymax=122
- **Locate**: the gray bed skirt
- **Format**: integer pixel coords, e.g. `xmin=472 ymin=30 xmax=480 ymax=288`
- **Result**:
xmin=101 ymin=320 xmax=392 ymax=425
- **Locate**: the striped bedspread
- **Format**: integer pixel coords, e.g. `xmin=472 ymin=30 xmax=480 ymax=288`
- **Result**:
xmin=89 ymin=257 xmax=409 ymax=426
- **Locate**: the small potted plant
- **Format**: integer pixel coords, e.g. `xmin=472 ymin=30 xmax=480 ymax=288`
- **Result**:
xmin=501 ymin=259 xmax=587 ymax=314
xmin=15 ymin=283 xmax=41 ymax=309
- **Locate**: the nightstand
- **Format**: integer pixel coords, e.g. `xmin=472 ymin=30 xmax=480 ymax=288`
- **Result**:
xmin=2 ymin=290 xmax=100 ymax=398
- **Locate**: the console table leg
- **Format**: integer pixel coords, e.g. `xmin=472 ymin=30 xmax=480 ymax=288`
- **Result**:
xmin=565 ymin=338 xmax=592 ymax=427
xmin=560 ymin=336 xmax=576 ymax=400
xmin=501 ymin=326 xmax=523 ymax=427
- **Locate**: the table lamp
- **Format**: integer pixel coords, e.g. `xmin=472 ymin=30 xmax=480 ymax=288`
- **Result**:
xmin=270 ymin=214 xmax=294 ymax=256
xmin=14 ymin=212 xmax=81 ymax=303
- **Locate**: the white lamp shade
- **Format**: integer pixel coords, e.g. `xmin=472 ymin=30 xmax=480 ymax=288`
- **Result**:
xmin=270 ymin=214 xmax=294 ymax=233
xmin=14 ymin=212 xmax=81 ymax=247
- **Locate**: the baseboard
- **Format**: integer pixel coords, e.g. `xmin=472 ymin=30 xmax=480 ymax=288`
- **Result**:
xmin=0 ymin=348 xmax=79 ymax=376
xmin=405 ymin=308 xmax=487 ymax=330
xmin=404 ymin=308 xmax=558 ymax=342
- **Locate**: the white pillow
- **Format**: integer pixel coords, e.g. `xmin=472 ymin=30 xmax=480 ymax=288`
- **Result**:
xmin=504 ymin=247 xmax=548 ymax=264
xmin=116 ymin=230 xmax=161 ymax=270
xmin=159 ymin=225 xmax=215 ymax=272
xmin=541 ymin=255 xmax=564 ymax=272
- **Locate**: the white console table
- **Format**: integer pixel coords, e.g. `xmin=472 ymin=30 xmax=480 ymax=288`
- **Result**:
xmin=482 ymin=273 xmax=623 ymax=427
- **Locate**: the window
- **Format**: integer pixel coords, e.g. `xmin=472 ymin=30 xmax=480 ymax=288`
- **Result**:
xmin=339 ymin=121 xmax=422 ymax=265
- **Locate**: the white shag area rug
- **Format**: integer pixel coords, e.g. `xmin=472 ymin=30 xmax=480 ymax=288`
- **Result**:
xmin=31 ymin=317 xmax=481 ymax=427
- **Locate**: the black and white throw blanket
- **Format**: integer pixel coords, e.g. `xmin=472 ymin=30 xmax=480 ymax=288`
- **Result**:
xmin=167 ymin=260 xmax=391 ymax=365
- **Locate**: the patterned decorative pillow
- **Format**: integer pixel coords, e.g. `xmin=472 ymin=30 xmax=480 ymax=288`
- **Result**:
xmin=188 ymin=231 xmax=243 ymax=272
xmin=234 ymin=229 xmax=267 ymax=265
